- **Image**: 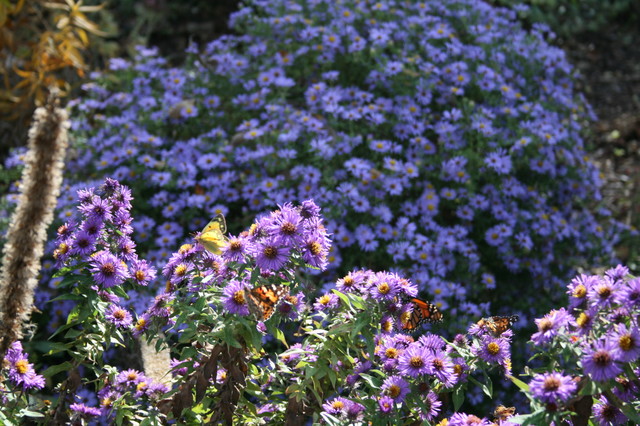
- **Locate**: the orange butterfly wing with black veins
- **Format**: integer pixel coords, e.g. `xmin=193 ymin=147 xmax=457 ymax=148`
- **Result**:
xmin=477 ymin=315 xmax=519 ymax=336
xmin=401 ymin=297 xmax=443 ymax=331
xmin=245 ymin=284 xmax=290 ymax=321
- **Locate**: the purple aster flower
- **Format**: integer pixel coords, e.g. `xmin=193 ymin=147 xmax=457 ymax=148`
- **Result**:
xmin=79 ymin=195 xmax=112 ymax=222
xmin=222 ymin=279 xmax=250 ymax=316
xmin=381 ymin=375 xmax=410 ymax=403
xmin=474 ymin=335 xmax=510 ymax=365
xmin=605 ymin=265 xmax=629 ymax=281
xmin=70 ymin=403 xmax=102 ymax=419
xmin=267 ymin=203 xmax=305 ymax=246
xmin=608 ymin=324 xmax=640 ymax=363
xmin=115 ymin=369 xmax=146 ymax=388
xmin=587 ymin=275 xmax=618 ymax=309
xmin=369 ymin=272 xmax=401 ymax=301
xmin=429 ymin=349 xmax=456 ymax=387
xmin=567 ymin=274 xmax=598 ymax=309
xmin=448 ymin=413 xmax=491 ymax=426
xmin=618 ymin=277 xmax=640 ymax=307
xmin=132 ymin=312 xmax=151 ymax=338
xmin=277 ymin=291 xmax=305 ymax=320
xmin=344 ymin=400 xmax=365 ymax=422
xmin=105 ymin=304 xmax=133 ymax=329
xmin=593 ymin=395 xmax=627 ymax=425
xmin=398 ymin=343 xmax=434 ymax=377
xmin=581 ymin=340 xmax=622 ymax=382
xmin=69 ymin=230 xmax=97 ymax=257
xmin=321 ymin=397 xmax=350 ymax=416
xmin=90 ymin=251 xmax=128 ymax=288
xmin=531 ymin=308 xmax=571 ymax=345
xmin=377 ymin=395 xmax=394 ymax=414
xmin=301 ymin=234 xmax=330 ymax=269
xmin=254 ymin=237 xmax=291 ymax=271
xmin=529 ymin=372 xmax=577 ymax=404
xmin=299 ymin=199 xmax=321 ymax=219
xmin=221 ymin=235 xmax=250 ymax=263
xmin=130 ymin=259 xmax=157 ymax=286
xmin=419 ymin=390 xmax=442 ymax=421
xmin=5 ymin=341 xmax=45 ymax=391
xmin=313 ymin=293 xmax=340 ymax=312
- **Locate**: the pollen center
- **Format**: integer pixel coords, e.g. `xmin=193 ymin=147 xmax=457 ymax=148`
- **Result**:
xmin=410 ymin=356 xmax=424 ymax=368
xmin=543 ymin=376 xmax=561 ymax=391
xmin=487 ymin=342 xmax=500 ymax=355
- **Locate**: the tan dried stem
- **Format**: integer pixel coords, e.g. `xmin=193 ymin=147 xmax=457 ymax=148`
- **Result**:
xmin=0 ymin=92 xmax=69 ymax=361
xmin=139 ymin=334 xmax=172 ymax=386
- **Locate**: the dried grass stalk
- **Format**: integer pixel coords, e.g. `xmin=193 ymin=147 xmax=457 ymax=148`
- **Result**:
xmin=0 ymin=95 xmax=69 ymax=360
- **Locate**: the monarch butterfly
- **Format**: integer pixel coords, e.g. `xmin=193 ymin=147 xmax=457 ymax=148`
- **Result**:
xmin=476 ymin=315 xmax=519 ymax=337
xmin=196 ymin=214 xmax=228 ymax=255
xmin=245 ymin=284 xmax=290 ymax=321
xmin=401 ymin=297 xmax=443 ymax=332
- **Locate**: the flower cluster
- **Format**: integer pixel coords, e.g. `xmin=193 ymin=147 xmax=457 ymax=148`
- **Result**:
xmin=267 ymin=269 xmax=518 ymax=424
xmin=516 ymin=266 xmax=640 ymax=425
xmin=3 ymin=0 xmax=627 ymax=335
xmin=1 ymin=341 xmax=45 ymax=392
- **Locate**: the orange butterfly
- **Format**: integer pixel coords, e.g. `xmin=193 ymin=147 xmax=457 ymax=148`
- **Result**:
xmin=245 ymin=284 xmax=289 ymax=321
xmin=401 ymin=297 xmax=443 ymax=332
xmin=476 ymin=315 xmax=518 ymax=337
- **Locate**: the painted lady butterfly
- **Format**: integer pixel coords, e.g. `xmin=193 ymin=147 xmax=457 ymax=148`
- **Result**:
xmin=245 ymin=284 xmax=290 ymax=321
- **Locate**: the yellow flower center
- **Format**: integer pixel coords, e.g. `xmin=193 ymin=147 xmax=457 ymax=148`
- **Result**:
xmin=487 ymin=342 xmax=500 ymax=355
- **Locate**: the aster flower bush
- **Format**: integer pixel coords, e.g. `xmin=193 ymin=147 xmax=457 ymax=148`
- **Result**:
xmin=508 ymin=266 xmax=640 ymax=425
xmin=0 ymin=178 xmax=528 ymax=424
xmin=3 ymin=0 xmax=629 ymax=337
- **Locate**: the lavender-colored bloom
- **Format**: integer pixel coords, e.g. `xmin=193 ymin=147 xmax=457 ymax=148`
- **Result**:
xmin=5 ymin=341 xmax=45 ymax=391
xmin=587 ymin=275 xmax=618 ymax=309
xmin=377 ymin=395 xmax=394 ymax=414
xmin=79 ymin=195 xmax=112 ymax=222
xmin=448 ymin=413 xmax=491 ymax=426
xmin=531 ymin=308 xmax=570 ymax=345
xmin=428 ymin=349 xmax=456 ymax=387
xmin=267 ymin=203 xmax=305 ymax=246
xmin=381 ymin=375 xmax=410 ymax=403
xmin=254 ymin=237 xmax=291 ymax=271
xmin=420 ymin=390 xmax=442 ymax=421
xmin=130 ymin=259 xmax=157 ymax=286
xmin=529 ymin=372 xmax=577 ymax=404
xmin=69 ymin=230 xmax=97 ymax=257
xmin=618 ymin=277 xmax=640 ymax=307
xmin=222 ymin=279 xmax=250 ymax=316
xmin=593 ymin=395 xmax=627 ymax=425
xmin=581 ymin=340 xmax=622 ymax=382
xmin=105 ymin=304 xmax=133 ymax=328
xmin=567 ymin=273 xmax=598 ymax=309
xmin=474 ymin=335 xmax=510 ymax=365
xmin=221 ymin=235 xmax=250 ymax=263
xmin=277 ymin=291 xmax=305 ymax=320
xmin=313 ymin=293 xmax=340 ymax=312
xmin=90 ymin=251 xmax=128 ymax=288
xmin=398 ymin=343 xmax=434 ymax=377
xmin=608 ymin=324 xmax=640 ymax=363
xmin=321 ymin=396 xmax=350 ymax=416
xmin=70 ymin=403 xmax=102 ymax=418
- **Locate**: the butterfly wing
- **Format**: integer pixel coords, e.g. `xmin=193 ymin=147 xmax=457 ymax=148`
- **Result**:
xmin=246 ymin=284 xmax=289 ymax=321
xmin=401 ymin=297 xmax=443 ymax=331
xmin=196 ymin=214 xmax=227 ymax=255
xmin=478 ymin=315 xmax=518 ymax=336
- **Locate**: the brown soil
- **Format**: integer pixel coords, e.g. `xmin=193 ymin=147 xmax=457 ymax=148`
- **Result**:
xmin=562 ymin=22 xmax=640 ymax=268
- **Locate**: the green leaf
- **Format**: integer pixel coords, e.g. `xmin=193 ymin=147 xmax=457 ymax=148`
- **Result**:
xmin=452 ymin=386 xmax=465 ymax=411
xmin=508 ymin=374 xmax=530 ymax=392
xmin=42 ymin=361 xmax=74 ymax=378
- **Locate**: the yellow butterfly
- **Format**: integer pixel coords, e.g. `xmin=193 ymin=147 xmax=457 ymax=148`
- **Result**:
xmin=195 ymin=214 xmax=228 ymax=255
